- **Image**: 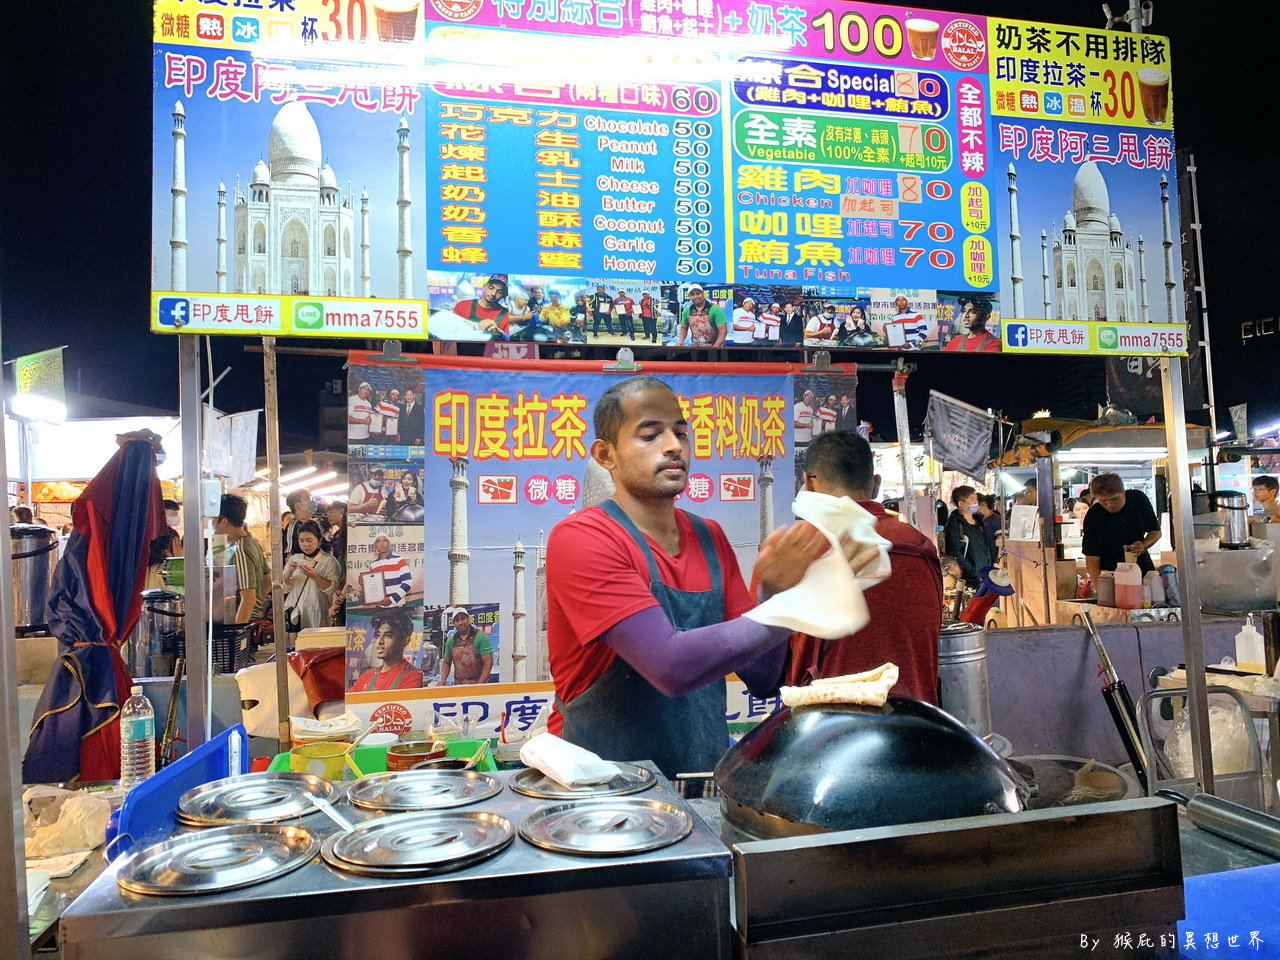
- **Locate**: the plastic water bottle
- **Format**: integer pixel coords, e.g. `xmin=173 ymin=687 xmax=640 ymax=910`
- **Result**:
xmin=120 ymin=686 xmax=156 ymax=791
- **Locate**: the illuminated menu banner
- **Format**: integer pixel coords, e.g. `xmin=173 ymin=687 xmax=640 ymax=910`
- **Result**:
xmin=150 ymin=0 xmax=1181 ymax=355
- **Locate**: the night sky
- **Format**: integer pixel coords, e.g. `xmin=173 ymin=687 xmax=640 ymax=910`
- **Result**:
xmin=1 ymin=0 xmax=1275 ymax=445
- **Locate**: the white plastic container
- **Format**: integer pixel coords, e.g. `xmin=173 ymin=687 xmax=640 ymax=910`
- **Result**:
xmin=120 ymin=685 xmax=156 ymax=791
xmin=1235 ymin=614 xmax=1265 ymax=674
xmin=1144 ymin=569 xmax=1165 ymax=606
xmin=1114 ymin=563 xmax=1143 ymax=610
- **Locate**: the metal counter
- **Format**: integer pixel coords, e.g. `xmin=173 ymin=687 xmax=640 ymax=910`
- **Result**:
xmin=59 ymin=768 xmax=732 ymax=960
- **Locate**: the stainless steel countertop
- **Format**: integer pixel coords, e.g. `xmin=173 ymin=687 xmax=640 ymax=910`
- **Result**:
xmin=61 ymin=767 xmax=732 ymax=945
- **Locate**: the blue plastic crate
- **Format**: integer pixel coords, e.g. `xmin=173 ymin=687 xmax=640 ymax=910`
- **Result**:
xmin=105 ymin=724 xmax=249 ymax=860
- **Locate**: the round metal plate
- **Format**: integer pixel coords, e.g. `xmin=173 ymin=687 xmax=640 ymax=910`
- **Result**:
xmin=320 ymin=829 xmax=513 ymax=878
xmin=177 ymin=772 xmax=336 ymax=825
xmin=508 ymin=762 xmax=657 ymax=800
xmin=116 ymin=824 xmax=318 ymax=896
xmin=518 ymin=799 xmax=692 ymax=857
xmin=330 ymin=811 xmax=514 ymax=869
xmin=347 ymin=770 xmax=501 ymax=812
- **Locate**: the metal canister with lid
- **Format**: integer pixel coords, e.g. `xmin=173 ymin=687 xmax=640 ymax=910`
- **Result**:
xmin=10 ymin=522 xmax=58 ymax=632
xmin=938 ymin=621 xmax=993 ymax=744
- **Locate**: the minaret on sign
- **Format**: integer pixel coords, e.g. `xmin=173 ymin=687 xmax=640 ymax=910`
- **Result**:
xmin=512 ymin=538 xmax=527 ymax=682
xmin=360 ymin=190 xmax=371 ymax=297
xmin=535 ymin=530 xmax=550 ymax=681
xmin=448 ymin=456 xmax=470 ymax=604
xmin=170 ymin=101 xmax=188 ymax=290
xmin=1039 ymin=229 xmax=1051 ymax=319
xmin=216 ymin=182 xmax=227 ymax=293
xmin=1006 ymin=163 xmax=1023 ymax=318
xmin=396 ymin=116 xmax=413 ymax=299
xmin=1160 ymin=175 xmax=1176 ymax=323
xmin=757 ymin=456 xmax=774 ymax=549
xmin=1138 ymin=237 xmax=1149 ymax=322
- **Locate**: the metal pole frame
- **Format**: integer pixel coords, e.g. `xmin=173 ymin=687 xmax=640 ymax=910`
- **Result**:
xmin=179 ymin=335 xmax=211 ymax=747
xmin=1124 ymin=0 xmax=1215 ymax=796
xmin=1161 ymin=357 xmax=1214 ymax=793
xmin=0 ymin=292 xmax=30 ymax=957
xmin=892 ymin=363 xmax=917 ymax=529
xmin=262 ymin=338 xmax=291 ymax=747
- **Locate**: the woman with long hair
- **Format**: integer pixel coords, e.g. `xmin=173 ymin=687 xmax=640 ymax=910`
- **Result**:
xmin=281 ymin=519 xmax=341 ymax=635
xmin=381 ymin=470 xmax=422 ymax=521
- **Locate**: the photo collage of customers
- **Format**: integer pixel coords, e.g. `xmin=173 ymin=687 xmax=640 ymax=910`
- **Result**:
xmin=344 ymin=361 xmax=500 ymax=692
xmin=426 ymin=272 xmax=1002 ymax=352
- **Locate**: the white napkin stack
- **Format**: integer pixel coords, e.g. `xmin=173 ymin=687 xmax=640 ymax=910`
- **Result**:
xmin=519 ymin=733 xmax=622 ymax=788
xmin=744 ymin=491 xmax=892 ymax=639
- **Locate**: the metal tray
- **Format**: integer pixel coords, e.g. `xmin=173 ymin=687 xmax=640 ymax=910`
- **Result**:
xmin=519 ymin=799 xmax=692 ymax=857
xmin=508 ymin=762 xmax=657 ymax=800
xmin=116 ymin=824 xmax=318 ymax=897
xmin=176 ymin=771 xmax=336 ymax=825
xmin=347 ymin=770 xmax=502 ymax=812
xmin=327 ymin=810 xmax=515 ymax=871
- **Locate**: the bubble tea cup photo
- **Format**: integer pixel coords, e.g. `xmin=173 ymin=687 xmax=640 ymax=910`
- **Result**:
xmin=374 ymin=0 xmax=420 ymax=42
xmin=1137 ymin=68 xmax=1170 ymax=125
xmin=905 ymin=18 xmax=939 ymax=60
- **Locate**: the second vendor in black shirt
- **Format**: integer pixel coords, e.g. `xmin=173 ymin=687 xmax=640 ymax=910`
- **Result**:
xmin=1082 ymin=472 xmax=1161 ymax=579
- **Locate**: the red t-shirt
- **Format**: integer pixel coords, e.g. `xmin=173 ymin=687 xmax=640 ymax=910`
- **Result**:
xmin=784 ymin=501 xmax=944 ymax=703
xmin=350 ymin=661 xmax=424 ymax=692
xmin=453 ymin=299 xmax=510 ymax=333
xmin=545 ymin=505 xmax=755 ymax=734
xmin=942 ymin=331 xmax=1001 ymax=353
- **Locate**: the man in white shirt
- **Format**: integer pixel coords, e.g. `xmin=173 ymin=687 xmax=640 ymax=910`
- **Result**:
xmin=348 ymin=382 xmax=373 ymax=441
xmin=729 ymin=298 xmax=757 ymax=345
xmin=793 ymin=389 xmax=816 ymax=452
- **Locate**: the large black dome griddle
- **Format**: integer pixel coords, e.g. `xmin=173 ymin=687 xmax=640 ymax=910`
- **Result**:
xmin=714 ymin=698 xmax=1030 ymax=840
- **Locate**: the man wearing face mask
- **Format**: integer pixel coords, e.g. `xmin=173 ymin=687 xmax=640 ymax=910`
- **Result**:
xmin=942 ymin=485 xmax=995 ymax=589
xmin=162 ymin=499 xmax=183 ymax=553
xmin=805 ymin=304 xmax=838 ymax=342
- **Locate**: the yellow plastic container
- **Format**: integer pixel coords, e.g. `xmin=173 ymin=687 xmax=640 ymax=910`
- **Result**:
xmin=289 ymin=741 xmax=363 ymax=780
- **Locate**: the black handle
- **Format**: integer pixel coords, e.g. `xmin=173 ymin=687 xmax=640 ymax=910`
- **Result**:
xmin=11 ymin=540 xmax=58 ymax=560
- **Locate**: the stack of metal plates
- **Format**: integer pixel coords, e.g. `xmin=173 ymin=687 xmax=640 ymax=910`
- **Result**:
xmin=176 ymin=772 xmax=336 ymax=826
xmin=347 ymin=770 xmax=502 ymax=812
xmin=320 ymin=811 xmax=515 ymax=878
xmin=117 ymin=824 xmax=318 ymax=896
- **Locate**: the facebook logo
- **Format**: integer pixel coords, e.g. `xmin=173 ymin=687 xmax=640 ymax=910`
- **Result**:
xmin=1006 ymin=322 xmax=1029 ymax=347
xmin=158 ymin=297 xmax=191 ymax=327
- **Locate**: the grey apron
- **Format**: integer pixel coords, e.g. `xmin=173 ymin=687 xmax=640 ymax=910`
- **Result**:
xmin=559 ymin=500 xmax=730 ymax=778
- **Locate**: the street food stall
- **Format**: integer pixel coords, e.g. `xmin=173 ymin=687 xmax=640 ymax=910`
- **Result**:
xmin=5 ymin=1 xmax=1268 ymax=957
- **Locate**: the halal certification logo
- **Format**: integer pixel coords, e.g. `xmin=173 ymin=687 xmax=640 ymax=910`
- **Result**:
xmin=430 ymin=0 xmax=484 ymax=22
xmin=941 ymin=18 xmax=985 ymax=71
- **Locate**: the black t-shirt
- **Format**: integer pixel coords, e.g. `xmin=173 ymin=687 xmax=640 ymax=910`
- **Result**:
xmin=1081 ymin=490 xmax=1159 ymax=573
xmin=590 ymin=293 xmax=613 ymax=317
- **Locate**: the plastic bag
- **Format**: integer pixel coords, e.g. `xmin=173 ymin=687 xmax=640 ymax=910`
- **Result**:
xmin=24 ymin=793 xmax=112 ymax=857
xmin=1166 ymin=694 xmax=1252 ymax=779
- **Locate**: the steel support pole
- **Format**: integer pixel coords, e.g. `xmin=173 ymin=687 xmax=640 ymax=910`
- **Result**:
xmin=891 ymin=366 xmax=916 ymax=528
xmin=1161 ymin=356 xmax=1214 ymax=793
xmin=179 ymin=334 xmax=211 ymax=747
xmin=263 ymin=338 xmax=291 ymax=747
xmin=0 ymin=307 xmax=29 ymax=957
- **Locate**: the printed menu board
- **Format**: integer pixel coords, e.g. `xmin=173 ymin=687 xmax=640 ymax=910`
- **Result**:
xmin=150 ymin=0 xmax=1184 ymax=356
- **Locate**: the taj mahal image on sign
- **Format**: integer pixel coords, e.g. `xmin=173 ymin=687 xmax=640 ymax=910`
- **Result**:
xmin=160 ymin=95 xmax=418 ymax=300
xmin=1004 ymin=158 xmax=1181 ymax=325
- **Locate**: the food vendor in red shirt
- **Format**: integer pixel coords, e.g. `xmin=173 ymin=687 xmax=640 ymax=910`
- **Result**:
xmin=452 ymin=274 xmax=511 ymax=335
xmin=544 ymin=376 xmax=880 ymax=777
xmin=941 ymin=296 xmax=1001 ymax=353
xmin=785 ymin=431 xmax=943 ymax=702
